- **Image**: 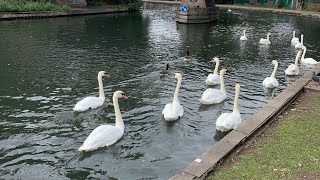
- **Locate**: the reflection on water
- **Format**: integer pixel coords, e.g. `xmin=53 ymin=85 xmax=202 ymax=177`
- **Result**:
xmin=0 ymin=8 xmax=320 ymax=179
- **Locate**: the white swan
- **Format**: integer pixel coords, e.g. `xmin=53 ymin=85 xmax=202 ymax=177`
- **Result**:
xmin=301 ymin=46 xmax=318 ymax=65
xmin=295 ymin=34 xmax=304 ymax=49
xmin=206 ymin=57 xmax=220 ymax=85
xmin=259 ymin=32 xmax=271 ymax=45
xmin=291 ymin=31 xmax=300 ymax=45
xmin=227 ymin=6 xmax=231 ymax=12
xmin=263 ymin=60 xmax=279 ymax=88
xmin=162 ymin=72 xmax=184 ymax=121
xmin=240 ymin=30 xmax=247 ymax=41
xmin=73 ymin=71 xmax=109 ymax=112
xmin=78 ymin=90 xmax=128 ymax=152
xmin=200 ymin=69 xmax=227 ymax=105
xmin=285 ymin=50 xmax=302 ymax=76
xmin=216 ymin=83 xmax=242 ymax=132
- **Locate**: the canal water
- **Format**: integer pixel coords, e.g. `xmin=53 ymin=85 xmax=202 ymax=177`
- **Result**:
xmin=1 ymin=9 xmax=320 ymax=179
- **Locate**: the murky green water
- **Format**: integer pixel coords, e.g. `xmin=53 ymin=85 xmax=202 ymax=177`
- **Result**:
xmin=0 ymin=9 xmax=320 ymax=179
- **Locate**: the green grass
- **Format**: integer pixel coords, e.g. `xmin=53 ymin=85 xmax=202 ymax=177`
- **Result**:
xmin=209 ymin=96 xmax=320 ymax=179
xmin=0 ymin=0 xmax=70 ymax=12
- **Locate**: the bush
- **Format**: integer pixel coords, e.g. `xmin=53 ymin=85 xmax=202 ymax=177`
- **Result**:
xmin=0 ymin=0 xmax=70 ymax=12
xmin=127 ymin=0 xmax=142 ymax=11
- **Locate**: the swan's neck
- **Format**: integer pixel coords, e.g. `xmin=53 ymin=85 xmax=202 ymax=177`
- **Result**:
xmin=293 ymin=31 xmax=295 ymax=38
xmin=220 ymin=73 xmax=226 ymax=95
xmin=233 ymin=88 xmax=240 ymax=114
xmin=294 ymin=52 xmax=301 ymax=65
xmin=301 ymin=35 xmax=304 ymax=44
xmin=271 ymin=63 xmax=278 ymax=78
xmin=98 ymin=75 xmax=105 ymax=99
xmin=173 ymin=78 xmax=182 ymax=103
xmin=267 ymin=34 xmax=270 ymax=40
xmin=113 ymin=97 xmax=124 ymax=130
xmin=301 ymin=48 xmax=306 ymax=60
xmin=213 ymin=60 xmax=219 ymax=74
xmin=243 ymin=30 xmax=246 ymax=36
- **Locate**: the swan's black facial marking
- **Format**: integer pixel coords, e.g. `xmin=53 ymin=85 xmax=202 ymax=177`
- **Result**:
xmin=121 ymin=93 xmax=129 ymax=99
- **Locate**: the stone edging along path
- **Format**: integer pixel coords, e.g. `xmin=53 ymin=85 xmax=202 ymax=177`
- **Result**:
xmin=170 ymin=65 xmax=320 ymax=180
xmin=0 ymin=6 xmax=129 ymax=20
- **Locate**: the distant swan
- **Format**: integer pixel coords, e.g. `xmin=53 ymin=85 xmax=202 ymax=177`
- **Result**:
xmin=160 ymin=63 xmax=170 ymax=77
xmin=263 ymin=60 xmax=279 ymax=88
xmin=162 ymin=73 xmax=184 ymax=121
xmin=285 ymin=50 xmax=302 ymax=76
xmin=206 ymin=57 xmax=220 ymax=85
xmin=291 ymin=31 xmax=300 ymax=45
xmin=301 ymin=46 xmax=318 ymax=65
xmin=295 ymin=34 xmax=304 ymax=49
xmin=240 ymin=30 xmax=247 ymax=41
xmin=216 ymin=83 xmax=242 ymax=132
xmin=200 ymin=69 xmax=227 ymax=105
xmin=73 ymin=71 xmax=109 ymax=112
xmin=227 ymin=6 xmax=232 ymax=12
xmin=78 ymin=90 xmax=128 ymax=152
xmin=259 ymin=32 xmax=271 ymax=45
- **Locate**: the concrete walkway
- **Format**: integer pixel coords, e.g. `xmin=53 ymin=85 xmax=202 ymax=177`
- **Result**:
xmin=0 ymin=5 xmax=129 ymax=20
xmin=217 ymin=4 xmax=320 ymax=19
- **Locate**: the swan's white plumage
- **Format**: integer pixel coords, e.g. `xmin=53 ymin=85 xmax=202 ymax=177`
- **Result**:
xmin=285 ymin=50 xmax=302 ymax=76
xmin=73 ymin=71 xmax=109 ymax=112
xmin=162 ymin=73 xmax=184 ymax=121
xmin=206 ymin=57 xmax=220 ymax=85
xmin=216 ymin=83 xmax=242 ymax=132
xmin=200 ymin=69 xmax=227 ymax=104
xmin=295 ymin=34 xmax=304 ymax=49
xmin=301 ymin=46 xmax=318 ymax=65
xmin=291 ymin=31 xmax=299 ymax=45
xmin=240 ymin=30 xmax=247 ymax=41
xmin=78 ymin=90 xmax=128 ymax=152
xmin=263 ymin=60 xmax=279 ymax=88
xmin=259 ymin=32 xmax=271 ymax=45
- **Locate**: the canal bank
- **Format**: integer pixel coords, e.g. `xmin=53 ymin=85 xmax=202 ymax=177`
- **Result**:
xmin=0 ymin=5 xmax=129 ymax=20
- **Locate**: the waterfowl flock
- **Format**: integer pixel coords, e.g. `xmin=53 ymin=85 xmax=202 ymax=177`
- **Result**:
xmin=75 ymin=29 xmax=318 ymax=152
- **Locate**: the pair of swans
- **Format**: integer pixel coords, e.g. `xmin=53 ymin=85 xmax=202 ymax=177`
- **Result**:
xmin=206 ymin=57 xmax=221 ymax=85
xmin=285 ymin=50 xmax=303 ymax=76
xmin=259 ymin=32 xmax=271 ymax=45
xmin=263 ymin=60 xmax=279 ymax=88
xmin=162 ymin=73 xmax=184 ymax=121
xmin=240 ymin=30 xmax=247 ymax=41
xmin=200 ymin=69 xmax=227 ymax=104
xmin=216 ymin=83 xmax=242 ymax=132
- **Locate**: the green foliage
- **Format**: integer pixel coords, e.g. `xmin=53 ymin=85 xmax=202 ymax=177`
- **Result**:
xmin=127 ymin=0 xmax=142 ymax=11
xmin=0 ymin=0 xmax=70 ymax=12
xmin=86 ymin=0 xmax=103 ymax=6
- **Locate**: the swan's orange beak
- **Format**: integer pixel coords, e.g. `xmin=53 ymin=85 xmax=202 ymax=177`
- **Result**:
xmin=122 ymin=95 xmax=129 ymax=99
xmin=104 ymin=73 xmax=110 ymax=77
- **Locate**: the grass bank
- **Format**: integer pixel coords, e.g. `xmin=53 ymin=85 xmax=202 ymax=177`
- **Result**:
xmin=208 ymin=91 xmax=320 ymax=179
xmin=0 ymin=0 xmax=70 ymax=12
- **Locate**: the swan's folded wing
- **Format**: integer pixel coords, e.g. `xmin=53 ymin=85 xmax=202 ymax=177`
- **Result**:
xmin=74 ymin=96 xmax=104 ymax=111
xmin=79 ymin=125 xmax=123 ymax=151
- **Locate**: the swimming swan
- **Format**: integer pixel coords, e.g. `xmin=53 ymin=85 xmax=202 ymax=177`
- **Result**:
xmin=301 ymin=46 xmax=318 ymax=65
xmin=162 ymin=72 xmax=184 ymax=121
xmin=184 ymin=49 xmax=192 ymax=60
xmin=78 ymin=90 xmax=128 ymax=152
xmin=263 ymin=60 xmax=279 ymax=88
xmin=200 ymin=69 xmax=227 ymax=105
xmin=285 ymin=50 xmax=302 ymax=76
xmin=206 ymin=57 xmax=220 ymax=85
xmin=240 ymin=30 xmax=247 ymax=41
xmin=73 ymin=71 xmax=109 ymax=112
xmin=216 ymin=83 xmax=242 ymax=132
xmin=295 ymin=34 xmax=304 ymax=49
xmin=291 ymin=31 xmax=300 ymax=45
xmin=259 ymin=32 xmax=271 ymax=45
